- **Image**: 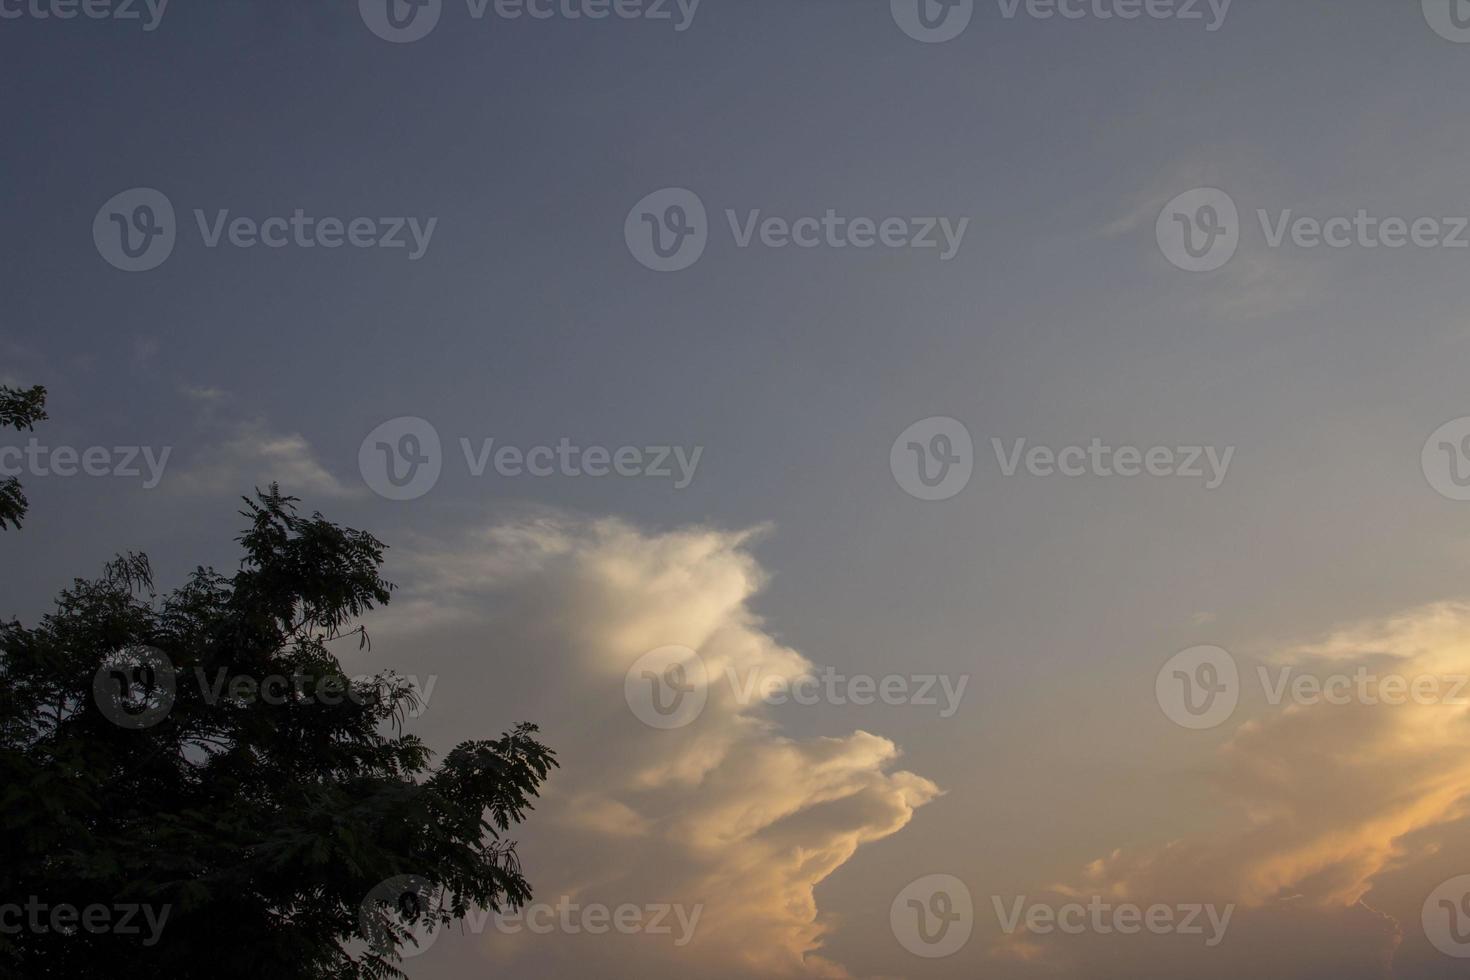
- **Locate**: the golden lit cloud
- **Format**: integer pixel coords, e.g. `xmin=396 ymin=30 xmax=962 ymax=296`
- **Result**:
xmin=376 ymin=516 xmax=939 ymax=978
xmin=1003 ymin=602 xmax=1470 ymax=978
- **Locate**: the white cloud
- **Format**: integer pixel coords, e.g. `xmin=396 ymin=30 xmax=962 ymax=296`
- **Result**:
xmin=170 ymin=402 xmax=360 ymax=498
xmin=368 ymin=516 xmax=939 ymax=979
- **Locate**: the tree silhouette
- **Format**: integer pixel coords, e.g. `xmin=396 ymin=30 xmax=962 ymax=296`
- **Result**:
xmin=0 ymin=471 xmax=556 ymax=978
xmin=0 ymin=384 xmax=47 ymax=530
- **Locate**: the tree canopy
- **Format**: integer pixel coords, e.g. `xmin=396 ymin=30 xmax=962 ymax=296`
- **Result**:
xmin=0 ymin=392 xmax=555 ymax=978
xmin=0 ymin=384 xmax=47 ymax=531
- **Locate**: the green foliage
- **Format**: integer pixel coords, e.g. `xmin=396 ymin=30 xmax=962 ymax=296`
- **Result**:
xmin=0 ymin=384 xmax=47 ymax=530
xmin=0 ymin=485 xmax=556 ymax=978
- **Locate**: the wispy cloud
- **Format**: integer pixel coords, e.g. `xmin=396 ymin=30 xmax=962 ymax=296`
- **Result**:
xmin=1003 ymin=602 xmax=1470 ymax=977
xmin=169 ymin=389 xmax=359 ymax=498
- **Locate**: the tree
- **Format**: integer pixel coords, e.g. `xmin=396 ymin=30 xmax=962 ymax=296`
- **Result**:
xmin=0 ymin=483 xmax=556 ymax=978
xmin=0 ymin=384 xmax=47 ymax=530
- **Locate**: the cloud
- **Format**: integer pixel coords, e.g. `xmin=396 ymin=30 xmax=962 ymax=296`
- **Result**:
xmin=1001 ymin=602 xmax=1470 ymax=978
xmin=181 ymin=385 xmax=228 ymax=404
xmin=1105 ymin=161 xmax=1330 ymax=319
xmin=0 ymin=338 xmax=44 ymax=388
xmin=169 ymin=391 xmax=359 ymax=498
xmin=131 ymin=336 xmax=160 ymax=371
xmin=366 ymin=516 xmax=939 ymax=979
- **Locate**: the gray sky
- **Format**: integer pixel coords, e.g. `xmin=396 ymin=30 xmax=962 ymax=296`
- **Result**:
xmin=8 ymin=1 xmax=1470 ymax=976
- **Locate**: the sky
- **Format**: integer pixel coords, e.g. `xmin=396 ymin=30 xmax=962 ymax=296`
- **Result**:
xmin=8 ymin=0 xmax=1470 ymax=976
